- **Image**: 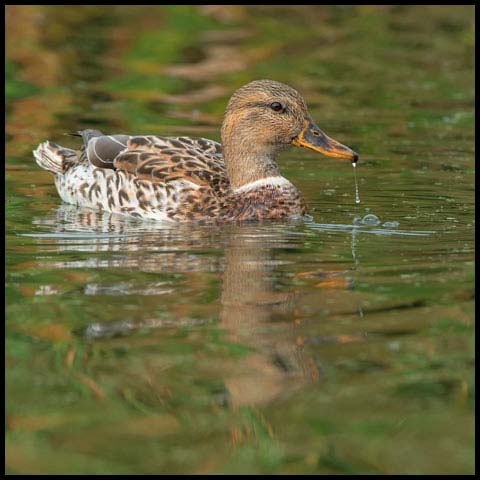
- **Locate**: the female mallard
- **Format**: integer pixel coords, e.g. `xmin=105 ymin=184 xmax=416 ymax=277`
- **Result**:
xmin=34 ymin=79 xmax=358 ymax=222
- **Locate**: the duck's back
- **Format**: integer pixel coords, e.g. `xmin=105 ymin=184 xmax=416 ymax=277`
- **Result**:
xmin=34 ymin=131 xmax=230 ymax=222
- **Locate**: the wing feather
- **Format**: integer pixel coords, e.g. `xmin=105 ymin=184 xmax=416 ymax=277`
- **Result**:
xmin=111 ymin=136 xmax=229 ymax=195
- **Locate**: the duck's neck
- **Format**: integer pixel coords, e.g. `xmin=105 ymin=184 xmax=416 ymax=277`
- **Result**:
xmin=222 ymin=122 xmax=280 ymax=190
xmin=224 ymin=146 xmax=281 ymax=190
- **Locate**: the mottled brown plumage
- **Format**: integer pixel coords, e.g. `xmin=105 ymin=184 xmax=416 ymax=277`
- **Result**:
xmin=33 ymin=79 xmax=357 ymax=223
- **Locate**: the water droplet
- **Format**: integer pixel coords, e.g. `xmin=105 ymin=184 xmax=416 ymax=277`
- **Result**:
xmin=361 ymin=214 xmax=381 ymax=226
xmin=352 ymin=163 xmax=360 ymax=204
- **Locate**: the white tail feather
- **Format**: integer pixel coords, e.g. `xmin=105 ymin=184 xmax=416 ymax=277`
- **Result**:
xmin=33 ymin=141 xmax=71 ymax=174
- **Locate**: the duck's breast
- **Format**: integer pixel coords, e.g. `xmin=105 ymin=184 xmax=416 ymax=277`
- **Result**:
xmin=219 ymin=177 xmax=307 ymax=221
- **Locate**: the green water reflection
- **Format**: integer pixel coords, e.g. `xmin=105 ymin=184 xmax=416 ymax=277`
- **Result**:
xmin=6 ymin=5 xmax=474 ymax=474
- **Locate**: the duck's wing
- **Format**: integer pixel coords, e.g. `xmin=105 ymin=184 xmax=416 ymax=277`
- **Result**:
xmin=115 ymin=136 xmax=228 ymax=193
xmin=84 ymin=133 xmax=229 ymax=195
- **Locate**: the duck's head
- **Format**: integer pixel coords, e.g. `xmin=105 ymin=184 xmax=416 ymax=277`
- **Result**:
xmin=221 ymin=79 xmax=358 ymax=188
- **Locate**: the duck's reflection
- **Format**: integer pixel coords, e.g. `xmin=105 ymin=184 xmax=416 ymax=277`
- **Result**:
xmin=219 ymin=227 xmax=320 ymax=408
xmin=34 ymin=204 xmax=321 ymax=407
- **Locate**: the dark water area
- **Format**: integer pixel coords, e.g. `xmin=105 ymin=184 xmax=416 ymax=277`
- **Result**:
xmin=6 ymin=5 xmax=474 ymax=474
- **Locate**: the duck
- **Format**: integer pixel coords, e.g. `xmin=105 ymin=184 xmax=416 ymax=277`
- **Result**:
xmin=33 ymin=79 xmax=358 ymax=223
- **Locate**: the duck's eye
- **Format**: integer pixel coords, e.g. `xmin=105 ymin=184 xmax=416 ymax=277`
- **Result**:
xmin=270 ymin=102 xmax=284 ymax=112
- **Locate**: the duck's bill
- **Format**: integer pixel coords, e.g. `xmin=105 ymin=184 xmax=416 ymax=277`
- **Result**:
xmin=291 ymin=117 xmax=358 ymax=163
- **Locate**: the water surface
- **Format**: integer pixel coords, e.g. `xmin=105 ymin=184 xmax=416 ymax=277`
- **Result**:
xmin=6 ymin=5 xmax=474 ymax=474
